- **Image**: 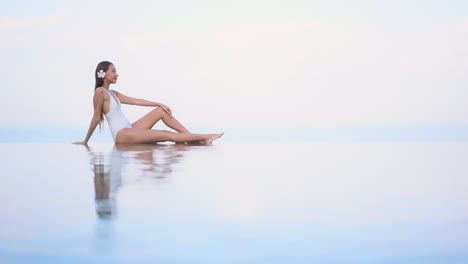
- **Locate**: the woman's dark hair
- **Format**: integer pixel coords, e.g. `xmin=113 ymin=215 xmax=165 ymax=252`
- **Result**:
xmin=94 ymin=61 xmax=113 ymax=130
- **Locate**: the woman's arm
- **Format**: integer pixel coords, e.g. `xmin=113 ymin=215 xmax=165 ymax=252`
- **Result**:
xmin=73 ymin=90 xmax=105 ymax=145
xmin=113 ymin=90 xmax=172 ymax=116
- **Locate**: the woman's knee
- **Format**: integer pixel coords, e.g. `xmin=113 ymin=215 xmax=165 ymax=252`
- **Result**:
xmin=153 ymin=107 xmax=165 ymax=114
xmin=148 ymin=107 xmax=166 ymax=118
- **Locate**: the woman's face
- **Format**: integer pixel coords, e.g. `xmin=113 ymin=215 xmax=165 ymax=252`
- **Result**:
xmin=105 ymin=64 xmax=118 ymax=84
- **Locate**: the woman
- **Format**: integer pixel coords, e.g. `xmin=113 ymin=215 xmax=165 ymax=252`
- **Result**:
xmin=74 ymin=61 xmax=223 ymax=145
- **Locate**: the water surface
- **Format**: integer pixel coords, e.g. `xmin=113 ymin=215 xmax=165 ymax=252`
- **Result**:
xmin=1 ymin=141 xmax=467 ymax=263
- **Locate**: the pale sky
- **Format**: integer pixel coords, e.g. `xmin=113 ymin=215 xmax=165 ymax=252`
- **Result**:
xmin=1 ymin=0 xmax=468 ymax=128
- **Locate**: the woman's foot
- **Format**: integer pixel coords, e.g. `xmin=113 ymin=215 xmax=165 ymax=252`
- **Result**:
xmin=205 ymin=132 xmax=224 ymax=144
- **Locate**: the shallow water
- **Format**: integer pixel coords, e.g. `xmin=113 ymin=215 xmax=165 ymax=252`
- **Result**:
xmin=1 ymin=141 xmax=468 ymax=263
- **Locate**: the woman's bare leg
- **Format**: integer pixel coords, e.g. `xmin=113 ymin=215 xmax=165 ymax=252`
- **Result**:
xmin=116 ymin=128 xmax=223 ymax=144
xmin=132 ymin=107 xmax=190 ymax=133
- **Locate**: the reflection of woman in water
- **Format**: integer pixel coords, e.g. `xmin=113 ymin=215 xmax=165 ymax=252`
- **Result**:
xmin=74 ymin=61 xmax=223 ymax=145
xmin=90 ymin=144 xmax=190 ymax=218
xmin=93 ymin=150 xmax=119 ymax=219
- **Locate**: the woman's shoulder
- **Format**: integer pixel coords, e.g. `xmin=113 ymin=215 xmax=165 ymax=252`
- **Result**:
xmin=94 ymin=87 xmax=109 ymax=98
xmin=95 ymin=87 xmax=117 ymax=94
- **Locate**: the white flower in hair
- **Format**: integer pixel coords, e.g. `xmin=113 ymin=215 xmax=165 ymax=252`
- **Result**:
xmin=97 ymin=70 xmax=106 ymax=79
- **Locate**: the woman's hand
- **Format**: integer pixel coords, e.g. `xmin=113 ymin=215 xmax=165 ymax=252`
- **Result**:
xmin=159 ymin=104 xmax=172 ymax=117
xmin=73 ymin=141 xmax=89 ymax=148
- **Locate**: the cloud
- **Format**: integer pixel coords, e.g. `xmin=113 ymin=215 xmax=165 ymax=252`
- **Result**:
xmin=1 ymin=7 xmax=468 ymax=127
xmin=0 ymin=13 xmax=71 ymax=30
xmin=121 ymin=18 xmax=468 ymax=125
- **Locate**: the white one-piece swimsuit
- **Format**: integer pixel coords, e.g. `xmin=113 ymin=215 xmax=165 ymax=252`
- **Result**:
xmin=103 ymin=89 xmax=132 ymax=141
